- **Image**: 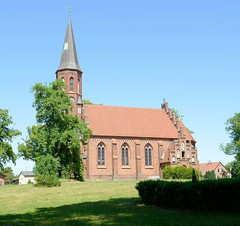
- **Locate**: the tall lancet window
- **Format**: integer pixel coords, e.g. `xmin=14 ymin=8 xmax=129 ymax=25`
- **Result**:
xmin=122 ymin=144 xmax=129 ymax=166
xmin=70 ymin=77 xmax=74 ymax=91
xmin=97 ymin=143 xmax=105 ymax=166
xmin=145 ymin=144 xmax=152 ymax=166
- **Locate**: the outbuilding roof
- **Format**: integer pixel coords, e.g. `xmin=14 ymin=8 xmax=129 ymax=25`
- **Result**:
xmin=19 ymin=171 xmax=36 ymax=177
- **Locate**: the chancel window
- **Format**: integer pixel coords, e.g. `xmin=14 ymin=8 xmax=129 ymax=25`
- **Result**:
xmin=122 ymin=144 xmax=129 ymax=166
xmin=145 ymin=144 xmax=152 ymax=166
xmin=70 ymin=77 xmax=73 ymax=91
xmin=98 ymin=143 xmax=105 ymax=166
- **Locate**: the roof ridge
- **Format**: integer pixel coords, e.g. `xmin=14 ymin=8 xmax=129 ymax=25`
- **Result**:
xmin=84 ymin=104 xmax=165 ymax=111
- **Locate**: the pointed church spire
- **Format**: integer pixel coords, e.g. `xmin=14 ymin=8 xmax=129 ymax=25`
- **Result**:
xmin=57 ymin=12 xmax=82 ymax=72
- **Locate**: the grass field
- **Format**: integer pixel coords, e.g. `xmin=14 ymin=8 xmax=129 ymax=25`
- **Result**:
xmin=0 ymin=180 xmax=240 ymax=225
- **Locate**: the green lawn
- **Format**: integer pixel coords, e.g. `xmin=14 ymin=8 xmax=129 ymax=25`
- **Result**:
xmin=0 ymin=180 xmax=239 ymax=225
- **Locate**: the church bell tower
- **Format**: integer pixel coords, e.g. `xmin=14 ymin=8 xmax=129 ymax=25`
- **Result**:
xmin=56 ymin=13 xmax=83 ymax=117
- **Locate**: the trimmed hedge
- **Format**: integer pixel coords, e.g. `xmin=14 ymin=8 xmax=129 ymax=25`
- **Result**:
xmin=136 ymin=179 xmax=240 ymax=212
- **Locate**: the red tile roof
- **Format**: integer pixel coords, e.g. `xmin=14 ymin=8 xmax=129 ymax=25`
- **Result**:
xmin=84 ymin=105 xmax=179 ymax=139
xmin=199 ymin=162 xmax=221 ymax=175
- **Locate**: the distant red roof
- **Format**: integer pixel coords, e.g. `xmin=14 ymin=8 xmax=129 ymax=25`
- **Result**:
xmin=199 ymin=162 xmax=221 ymax=175
xmin=84 ymin=105 xmax=179 ymax=139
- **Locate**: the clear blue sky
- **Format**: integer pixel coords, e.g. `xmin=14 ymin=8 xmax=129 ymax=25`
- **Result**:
xmin=1 ymin=0 xmax=239 ymax=174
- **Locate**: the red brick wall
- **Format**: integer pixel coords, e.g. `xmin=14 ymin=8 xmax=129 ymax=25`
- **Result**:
xmin=56 ymin=69 xmax=82 ymax=116
xmin=85 ymin=137 xmax=172 ymax=180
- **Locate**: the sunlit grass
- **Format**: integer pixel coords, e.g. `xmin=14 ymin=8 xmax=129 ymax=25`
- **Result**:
xmin=0 ymin=180 xmax=239 ymax=225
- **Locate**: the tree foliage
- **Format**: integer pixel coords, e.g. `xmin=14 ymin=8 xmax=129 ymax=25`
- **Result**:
xmin=18 ymin=79 xmax=92 ymax=181
xmin=35 ymin=154 xmax=60 ymax=176
xmin=204 ymin=170 xmax=216 ymax=180
xmin=0 ymin=166 xmax=14 ymax=176
xmin=83 ymin=99 xmax=103 ymax=105
xmin=220 ymin=113 xmax=240 ymax=161
xmin=226 ymin=161 xmax=240 ymax=179
xmin=172 ymin=108 xmax=184 ymax=120
xmin=0 ymin=109 xmax=21 ymax=170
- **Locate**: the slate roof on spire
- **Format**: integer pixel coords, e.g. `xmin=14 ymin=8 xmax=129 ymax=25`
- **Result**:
xmin=58 ymin=15 xmax=82 ymax=72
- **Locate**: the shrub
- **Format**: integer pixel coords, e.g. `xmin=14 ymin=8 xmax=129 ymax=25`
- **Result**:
xmin=163 ymin=166 xmax=200 ymax=180
xmin=136 ymin=179 xmax=240 ymax=212
xmin=163 ymin=166 xmax=173 ymax=179
xmin=172 ymin=166 xmax=188 ymax=179
xmin=35 ymin=175 xmax=61 ymax=187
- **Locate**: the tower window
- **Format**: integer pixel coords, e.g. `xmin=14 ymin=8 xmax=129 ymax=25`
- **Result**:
xmin=98 ymin=143 xmax=105 ymax=166
xmin=61 ymin=77 xmax=65 ymax=82
xmin=145 ymin=144 xmax=152 ymax=166
xmin=122 ymin=144 xmax=129 ymax=166
xmin=70 ymin=77 xmax=73 ymax=91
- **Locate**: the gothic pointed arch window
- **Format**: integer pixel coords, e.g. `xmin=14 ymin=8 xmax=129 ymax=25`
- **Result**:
xmin=70 ymin=77 xmax=73 ymax=91
xmin=145 ymin=144 xmax=152 ymax=166
xmin=97 ymin=143 xmax=105 ymax=166
xmin=121 ymin=143 xmax=129 ymax=166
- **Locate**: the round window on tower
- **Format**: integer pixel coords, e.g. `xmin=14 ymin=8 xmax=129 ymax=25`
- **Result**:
xmin=70 ymin=97 xmax=75 ymax=103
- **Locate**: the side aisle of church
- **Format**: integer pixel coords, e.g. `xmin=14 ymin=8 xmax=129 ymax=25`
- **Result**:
xmin=56 ymin=14 xmax=200 ymax=180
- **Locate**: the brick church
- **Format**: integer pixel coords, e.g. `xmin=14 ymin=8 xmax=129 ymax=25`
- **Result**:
xmin=56 ymin=14 xmax=200 ymax=180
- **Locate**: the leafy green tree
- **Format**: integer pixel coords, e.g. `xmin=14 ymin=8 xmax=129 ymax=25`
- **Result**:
xmin=35 ymin=154 xmax=60 ymax=176
xmin=204 ymin=170 xmax=216 ymax=180
xmin=18 ymin=79 xmax=92 ymax=181
xmin=0 ymin=166 xmax=14 ymax=176
xmin=83 ymin=99 xmax=103 ymax=105
xmin=172 ymin=108 xmax=184 ymax=120
xmin=220 ymin=113 xmax=240 ymax=161
xmin=226 ymin=161 xmax=240 ymax=178
xmin=0 ymin=166 xmax=14 ymax=184
xmin=0 ymin=109 xmax=21 ymax=170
